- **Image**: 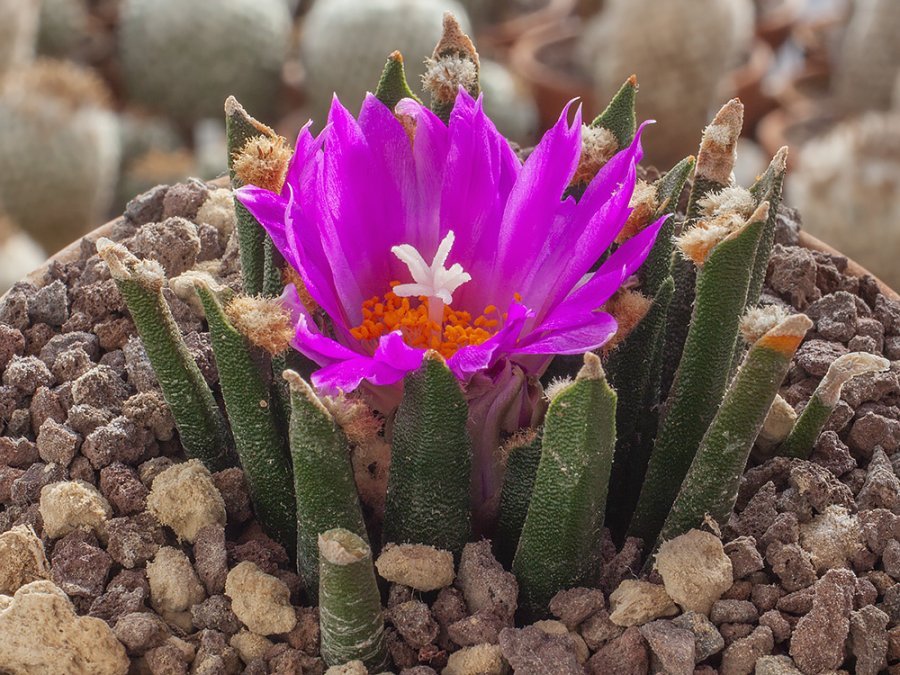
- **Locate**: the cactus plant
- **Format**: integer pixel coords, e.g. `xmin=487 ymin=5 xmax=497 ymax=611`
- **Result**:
xmin=791 ymin=112 xmax=900 ymax=288
xmin=0 ymin=0 xmax=40 ymax=77
xmin=96 ymin=18 xmax=860 ymax=643
xmin=119 ymin=0 xmax=291 ymax=126
xmin=301 ymin=0 xmax=471 ymax=125
xmin=0 ymin=59 xmax=120 ymax=254
xmin=579 ymin=0 xmax=754 ymax=168
xmin=833 ymin=0 xmax=900 ymax=115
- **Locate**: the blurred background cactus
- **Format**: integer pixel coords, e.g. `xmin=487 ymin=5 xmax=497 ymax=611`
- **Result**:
xmin=578 ymin=0 xmax=755 ymax=168
xmin=0 ymin=59 xmax=120 ymax=255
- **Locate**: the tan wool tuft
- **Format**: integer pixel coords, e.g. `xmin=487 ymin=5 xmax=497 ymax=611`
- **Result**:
xmin=602 ymin=289 xmax=652 ymax=353
xmin=573 ymin=125 xmax=619 ymax=186
xmin=739 ymin=305 xmax=791 ymax=345
xmin=225 ymin=295 xmax=294 ymax=355
xmin=422 ymin=54 xmax=478 ymax=103
xmin=699 ymin=185 xmax=755 ymax=219
xmin=232 ymin=135 xmax=292 ymax=194
xmin=616 ymin=179 xmax=659 ymax=243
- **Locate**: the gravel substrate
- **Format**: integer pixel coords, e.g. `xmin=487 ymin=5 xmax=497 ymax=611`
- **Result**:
xmin=1 ymin=182 xmax=900 ymax=674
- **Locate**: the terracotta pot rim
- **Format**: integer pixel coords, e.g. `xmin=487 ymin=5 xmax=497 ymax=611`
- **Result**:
xmin=508 ymin=18 xmax=590 ymax=94
xmin=5 ymin=183 xmax=897 ymax=305
xmin=478 ymin=0 xmax=578 ymax=50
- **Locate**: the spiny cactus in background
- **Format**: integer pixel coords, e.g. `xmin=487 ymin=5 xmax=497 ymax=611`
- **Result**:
xmin=833 ymin=0 xmax=900 ymax=114
xmin=301 ymin=0 xmax=471 ymax=124
xmin=98 ymin=23 xmax=890 ymax=638
xmin=119 ymin=0 xmax=291 ymax=126
xmin=0 ymin=59 xmax=120 ymax=255
xmin=791 ymin=112 xmax=900 ymax=288
xmin=578 ymin=0 xmax=753 ymax=168
xmin=0 ymin=0 xmax=40 ymax=77
xmin=36 ymin=0 xmax=91 ymax=59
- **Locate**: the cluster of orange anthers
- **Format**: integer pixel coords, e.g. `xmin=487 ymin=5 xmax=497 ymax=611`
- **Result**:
xmin=350 ymin=282 xmax=505 ymax=359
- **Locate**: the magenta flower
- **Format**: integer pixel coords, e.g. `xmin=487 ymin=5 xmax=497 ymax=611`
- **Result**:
xmin=237 ymin=90 xmax=663 ymax=400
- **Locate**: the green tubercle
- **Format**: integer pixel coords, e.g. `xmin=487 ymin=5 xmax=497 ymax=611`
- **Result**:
xmin=424 ymin=12 xmax=480 ymax=124
xmin=513 ymin=354 xmax=617 ymax=616
xmin=375 ymin=51 xmax=421 ymax=110
xmin=778 ymin=352 xmax=890 ymax=459
xmin=495 ymin=429 xmax=543 ymax=567
xmin=318 ymin=528 xmax=388 ymax=671
xmin=193 ymin=280 xmax=296 ymax=552
xmin=589 ymin=75 xmax=638 ymax=149
xmin=284 ymin=371 xmax=368 ymax=596
xmin=659 ymin=314 xmax=813 ymax=544
xmin=746 ymin=146 xmax=789 ymax=310
xmin=383 ymin=352 xmax=471 ymax=557
xmin=96 ymin=239 xmax=233 ymax=472
xmin=629 ymin=201 xmax=768 ymax=548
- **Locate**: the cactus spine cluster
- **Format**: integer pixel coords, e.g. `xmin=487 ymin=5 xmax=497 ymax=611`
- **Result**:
xmin=99 ymin=22 xmax=889 ymax=664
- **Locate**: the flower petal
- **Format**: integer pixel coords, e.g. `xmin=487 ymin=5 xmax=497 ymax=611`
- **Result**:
xmin=311 ymin=332 xmax=425 ymax=393
xmin=512 ymin=311 xmax=618 ymax=355
xmin=447 ymin=302 xmax=533 ymax=378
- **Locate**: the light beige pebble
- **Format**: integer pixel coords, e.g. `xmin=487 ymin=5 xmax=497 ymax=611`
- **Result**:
xmin=324 ymin=661 xmax=368 ymax=675
xmin=609 ymin=580 xmax=679 ymax=627
xmin=375 ymin=542 xmax=456 ymax=591
xmin=0 ymin=580 xmax=128 ymax=675
xmin=146 ymin=547 xmax=206 ymax=615
xmin=146 ymin=459 xmax=226 ymax=543
xmin=798 ymin=506 xmax=864 ymax=572
xmin=39 ymin=480 xmax=112 ymax=540
xmin=0 ymin=526 xmax=50 ymax=595
xmin=229 ymin=629 xmax=273 ymax=664
xmin=225 ymin=561 xmax=296 ymax=636
xmin=532 ymin=620 xmax=589 ymax=664
xmin=196 ymin=188 xmax=236 ymax=238
xmin=655 ymin=529 xmax=733 ymax=615
xmin=442 ymin=643 xmax=508 ymax=675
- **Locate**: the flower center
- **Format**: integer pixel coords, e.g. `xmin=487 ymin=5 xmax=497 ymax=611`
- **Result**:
xmin=349 ymin=231 xmax=501 ymax=358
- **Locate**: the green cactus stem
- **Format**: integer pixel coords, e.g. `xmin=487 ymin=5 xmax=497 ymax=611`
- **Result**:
xmin=639 ymin=156 xmax=695 ymax=297
xmin=629 ymin=201 xmax=768 ymax=547
xmin=225 ymin=96 xmax=274 ymax=296
xmin=423 ymin=12 xmax=480 ymax=124
xmin=383 ymin=352 xmax=471 ymax=557
xmin=746 ymin=146 xmax=789 ymax=309
xmin=778 ymin=352 xmax=890 ymax=459
xmin=661 ymin=100 xmax=744 ymax=398
xmin=96 ymin=239 xmax=233 ymax=471
xmin=513 ymin=354 xmax=617 ymax=616
xmin=193 ymin=280 xmax=296 ymax=552
xmin=284 ymin=371 xmax=368 ymax=596
xmin=658 ymin=314 xmax=813 ymax=544
xmin=262 ymin=236 xmax=286 ymax=299
xmin=495 ymin=429 xmax=543 ymax=567
xmin=375 ymin=50 xmax=420 ymax=110
xmin=318 ymin=528 xmax=389 ymax=671
xmin=604 ymin=276 xmax=675 ymax=541
xmin=589 ymin=75 xmax=638 ymax=150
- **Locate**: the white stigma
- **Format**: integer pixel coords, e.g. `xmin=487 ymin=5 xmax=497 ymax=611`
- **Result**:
xmin=391 ymin=231 xmax=471 ymax=305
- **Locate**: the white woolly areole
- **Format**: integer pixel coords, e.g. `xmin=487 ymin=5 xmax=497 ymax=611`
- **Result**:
xmin=423 ymin=54 xmax=478 ymax=102
xmin=699 ymin=186 xmax=756 ymax=219
xmin=96 ymin=237 xmax=164 ymax=289
xmin=392 ymin=230 xmax=471 ymax=305
xmin=740 ymin=305 xmax=791 ymax=345
xmin=582 ymin=125 xmax=619 ymax=164
xmin=818 ymin=352 xmax=891 ymax=407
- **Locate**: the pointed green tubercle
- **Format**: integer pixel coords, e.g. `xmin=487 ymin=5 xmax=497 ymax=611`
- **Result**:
xmin=194 ymin=282 xmax=296 ymax=552
xmin=513 ymin=354 xmax=617 ymax=616
xmin=285 ymin=371 xmax=368 ymax=596
xmin=375 ymin=51 xmax=420 ymax=110
xmin=629 ymin=204 xmax=768 ymax=547
xmin=659 ymin=314 xmax=812 ymax=544
xmin=225 ymin=96 xmax=270 ymax=295
xmin=605 ymin=276 xmax=675 ymax=541
xmin=778 ymin=352 xmax=890 ymax=459
xmin=495 ymin=429 xmax=543 ymax=567
xmin=590 ymin=75 xmax=638 ymax=149
xmin=318 ymin=528 xmax=388 ymax=671
xmin=746 ymin=147 xmax=789 ymax=310
xmin=383 ymin=353 xmax=471 ymax=557
xmin=96 ymin=240 xmax=233 ymax=472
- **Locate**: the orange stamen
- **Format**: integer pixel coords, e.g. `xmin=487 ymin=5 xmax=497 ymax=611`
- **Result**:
xmin=349 ymin=281 xmax=511 ymax=359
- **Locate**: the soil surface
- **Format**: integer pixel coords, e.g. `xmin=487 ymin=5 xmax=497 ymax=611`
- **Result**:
xmin=1 ymin=181 xmax=900 ymax=674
